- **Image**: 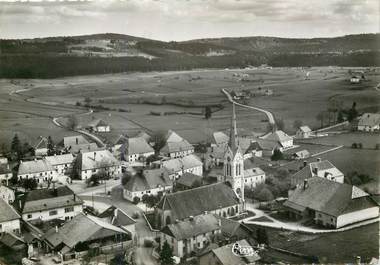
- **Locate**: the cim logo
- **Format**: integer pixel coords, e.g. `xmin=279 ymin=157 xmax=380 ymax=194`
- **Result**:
xmin=231 ymin=242 xmax=258 ymax=257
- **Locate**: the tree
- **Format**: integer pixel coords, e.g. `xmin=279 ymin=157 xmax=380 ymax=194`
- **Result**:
xmin=47 ymin=136 xmax=55 ymax=156
xmin=293 ymin=120 xmax=303 ymax=130
xmin=316 ymin=111 xmax=325 ymax=128
xmin=67 ymin=115 xmax=78 ymax=130
xmin=337 ymin=111 xmax=344 ymax=123
xmin=152 ymin=131 xmax=167 ymax=153
xmin=84 ymin=97 xmax=92 ymax=104
xmin=271 ymin=149 xmax=283 ymax=161
xmin=146 ymin=154 xmax=159 ymax=164
xmin=276 ymin=118 xmax=285 ymax=131
xmin=256 ymin=228 xmax=269 ymax=245
xmin=347 ymin=101 xmax=358 ymax=122
xmin=21 ymin=178 xmax=38 ymax=190
xmin=205 ymin=106 xmax=212 ymax=120
xmin=11 ymin=134 xmax=21 ymax=159
xmin=159 ymin=241 xmax=174 ymax=265
xmin=132 ymin=197 xmax=140 ymax=204
xmin=256 ymin=188 xmax=274 ymax=201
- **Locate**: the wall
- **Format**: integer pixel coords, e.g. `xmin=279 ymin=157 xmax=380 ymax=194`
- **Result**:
xmin=127 ymin=151 xmax=155 ymax=163
xmin=314 ymin=211 xmax=337 ymax=228
xmin=0 ymin=186 xmax=15 ymax=203
xmin=80 ymin=165 xmax=121 ymax=180
xmin=168 ymin=149 xmax=194 ymax=159
xmin=336 ymin=207 xmax=379 ymax=228
xmin=18 ymin=170 xmax=58 ymax=183
xmin=22 ymin=204 xmax=83 ymax=222
xmin=244 ymin=173 xmax=266 ymax=189
xmin=123 ymin=185 xmax=172 ymax=201
xmin=0 ymin=219 xmax=20 ymax=234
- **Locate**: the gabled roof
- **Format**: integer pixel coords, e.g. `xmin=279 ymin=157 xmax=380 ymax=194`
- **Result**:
xmin=98 ymin=206 xmax=136 ymax=226
xmin=291 ymin=160 xmax=343 ymax=184
xmin=254 ymin=138 xmax=281 ymax=151
xmin=212 ymin=132 xmax=229 ymax=146
xmin=124 ymin=168 xmax=172 ymax=192
xmin=284 ymin=177 xmax=376 ymax=217
xmin=176 ymin=172 xmax=202 ymax=188
xmin=88 ymin=119 xmax=109 ymax=128
xmin=77 ymin=150 xmax=119 ymax=171
xmin=358 ymin=113 xmax=380 ymax=127
xmin=18 ymin=159 xmax=54 ymax=175
xmin=119 ymin=137 xmax=154 ymax=156
xmin=262 ymin=130 xmax=293 ymax=144
xmin=45 ymin=154 xmax=74 ymax=166
xmin=0 ymin=232 xmax=24 ymax=248
xmin=157 ymin=183 xmax=240 ymax=220
xmin=161 ymin=154 xmax=202 ymax=174
xmin=298 ymin=126 xmax=312 ymax=133
xmin=161 ymin=214 xmax=220 ymax=240
xmin=63 ymin=135 xmax=89 ymax=148
xmin=0 ymin=198 xmax=20 ymax=223
xmin=244 ymin=141 xmax=262 ymax=154
xmin=160 ymin=130 xmax=193 ymax=154
xmin=44 ymin=213 xmax=127 ymax=251
xmin=34 ymin=137 xmax=48 ymax=150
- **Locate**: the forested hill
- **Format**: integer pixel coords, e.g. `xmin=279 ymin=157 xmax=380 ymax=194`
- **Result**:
xmin=0 ymin=33 xmax=379 ymax=78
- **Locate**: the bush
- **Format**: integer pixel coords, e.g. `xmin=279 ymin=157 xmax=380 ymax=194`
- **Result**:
xmin=351 ymin=143 xmax=357 ymax=149
xmin=375 ymin=144 xmax=380 ymax=150
xmin=132 ymin=212 xmax=140 ymax=219
xmin=271 ymin=149 xmax=284 ymax=161
xmin=256 ymin=188 xmax=274 ymax=202
xmin=132 ymin=197 xmax=140 ymax=204
xmin=144 ymin=239 xmax=154 ymax=248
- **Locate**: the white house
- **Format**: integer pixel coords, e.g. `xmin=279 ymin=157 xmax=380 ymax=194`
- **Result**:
xmin=123 ymin=168 xmax=172 ymax=202
xmin=87 ymin=119 xmax=111 ymax=132
xmin=284 ymin=178 xmax=379 ymax=228
xmin=296 ymin=126 xmax=313 ymax=139
xmin=160 ymin=130 xmax=194 ymax=158
xmin=114 ymin=136 xmax=155 ymax=163
xmin=17 ymin=159 xmax=57 ymax=183
xmin=350 ymin=76 xmax=361 ymax=84
xmin=158 ymin=154 xmax=203 ymax=180
xmin=0 ymin=185 xmax=15 ymax=204
xmin=45 ymin=153 xmax=75 ymax=176
xmin=75 ymin=150 xmax=121 ymax=180
xmin=160 ymin=214 xmax=222 ymax=258
xmin=0 ymin=163 xmax=12 ymax=183
xmin=357 ymin=113 xmax=380 ymax=132
xmin=262 ymin=130 xmax=294 ymax=150
xmin=0 ymin=198 xmax=21 ymax=235
xmin=243 ymin=166 xmax=266 ymax=189
xmin=20 ymin=186 xmax=83 ymax=223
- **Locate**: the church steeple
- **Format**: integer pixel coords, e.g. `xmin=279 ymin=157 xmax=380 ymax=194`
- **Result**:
xmin=229 ymin=103 xmax=238 ymax=152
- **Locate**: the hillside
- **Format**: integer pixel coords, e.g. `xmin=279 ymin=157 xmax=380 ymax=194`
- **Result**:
xmin=0 ymin=33 xmax=379 ymax=78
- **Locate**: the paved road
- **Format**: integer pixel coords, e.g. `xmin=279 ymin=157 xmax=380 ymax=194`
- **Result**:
xmin=221 ymin=88 xmax=276 ymax=127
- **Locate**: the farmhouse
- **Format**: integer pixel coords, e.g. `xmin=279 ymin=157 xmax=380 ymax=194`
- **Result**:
xmin=115 ymin=136 xmax=155 ymax=163
xmin=34 ymin=136 xmax=48 ymax=156
xmin=123 ymin=168 xmax=172 ymax=201
xmin=43 ymin=213 xmax=130 ymax=260
xmin=296 ymin=126 xmax=313 ymax=139
xmin=87 ymin=119 xmax=110 ymax=132
xmin=155 ymin=183 xmax=242 ymax=228
xmin=45 ymin=153 xmax=75 ymax=175
xmin=160 ymin=130 xmax=194 ymax=158
xmin=0 ymin=198 xmax=21 ymax=235
xmin=357 ymin=113 xmax=380 ymax=132
xmin=158 ymin=154 xmax=203 ymax=179
xmin=291 ymin=159 xmax=344 ymax=187
xmin=243 ymin=165 xmax=266 ymax=189
xmin=17 ymin=159 xmax=57 ymax=183
xmin=19 ymin=186 xmax=83 ymax=223
xmin=160 ymin=214 xmax=222 ymax=258
xmin=98 ymin=206 xmax=136 ymax=237
xmin=262 ymin=130 xmax=294 ymax=150
xmin=74 ymin=150 xmax=121 ymax=180
xmin=284 ymin=177 xmax=379 ymax=228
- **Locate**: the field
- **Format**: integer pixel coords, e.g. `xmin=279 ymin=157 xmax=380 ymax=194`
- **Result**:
xmin=0 ymin=67 xmax=379 ymax=148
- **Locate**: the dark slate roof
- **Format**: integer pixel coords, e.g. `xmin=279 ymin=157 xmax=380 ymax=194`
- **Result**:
xmin=98 ymin=206 xmax=136 ymax=226
xmin=284 ymin=178 xmax=377 ymax=217
xmin=0 ymin=232 xmax=24 ymax=248
xmin=176 ymin=172 xmax=202 ymax=188
xmin=25 ymin=186 xmax=74 ymax=202
xmin=161 ymin=214 xmax=220 ymax=240
xmin=0 ymin=198 xmax=20 ymax=222
xmin=157 ymin=183 xmax=240 ymax=220
xmin=124 ymin=169 xmax=172 ymax=192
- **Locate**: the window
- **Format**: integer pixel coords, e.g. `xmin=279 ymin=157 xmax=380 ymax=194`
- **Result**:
xmin=49 ymin=210 xmax=58 ymax=216
xmin=0 ymin=224 xmax=2 ymax=230
xmin=27 ymin=214 xmax=32 ymax=219
xmin=65 ymin=207 xmax=74 ymax=213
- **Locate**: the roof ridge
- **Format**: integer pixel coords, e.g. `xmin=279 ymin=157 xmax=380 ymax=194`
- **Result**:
xmin=166 ymin=182 xmax=224 ymax=197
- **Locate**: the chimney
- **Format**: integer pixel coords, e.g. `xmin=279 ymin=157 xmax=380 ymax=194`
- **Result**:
xmin=94 ymin=152 xmax=96 ymax=160
xmin=303 ymin=161 xmax=307 ymax=167
xmin=312 ymin=167 xmax=318 ymax=176
xmin=76 ymin=137 xmax=78 ymax=145
xmin=55 ymin=226 xmax=58 ymax=233
xmin=303 ymin=179 xmax=308 ymax=190
xmin=324 ymin=172 xmax=330 ymax=179
xmin=317 ymin=158 xmax=321 ymax=162
xmin=355 ymin=256 xmax=361 ymax=265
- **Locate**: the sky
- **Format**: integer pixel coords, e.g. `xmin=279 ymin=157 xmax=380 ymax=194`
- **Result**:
xmin=0 ymin=0 xmax=378 ymax=41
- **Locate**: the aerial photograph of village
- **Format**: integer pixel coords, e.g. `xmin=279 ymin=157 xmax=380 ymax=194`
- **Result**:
xmin=0 ymin=0 xmax=379 ymax=264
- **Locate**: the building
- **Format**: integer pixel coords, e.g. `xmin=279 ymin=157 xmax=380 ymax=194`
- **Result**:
xmin=211 ymin=132 xmax=229 ymax=148
xmin=292 ymin=150 xmax=311 ymax=160
xmin=243 ymin=164 xmax=266 ymax=189
xmin=123 ymin=168 xmax=173 ymax=201
xmin=155 ymin=183 xmax=242 ymax=228
xmin=160 ymin=214 xmax=222 ymax=258
xmin=19 ymin=186 xmax=83 ymax=223
xmin=160 ymin=130 xmax=194 ymax=158
xmin=74 ymin=149 xmax=121 ymax=180
xmin=243 ymin=141 xmax=263 ymax=159
xmin=284 ymin=177 xmax=379 ymax=228
xmin=175 ymin=172 xmax=203 ymax=191
xmin=261 ymin=130 xmax=294 ymax=150
xmin=158 ymin=154 xmax=203 ymax=180
xmin=0 ymin=198 xmax=21 ymax=235
xmin=357 ymin=113 xmax=380 ymax=132
xmin=0 ymin=185 xmax=16 ymax=204
xmin=98 ymin=206 xmax=136 ymax=238
xmin=17 ymin=159 xmax=57 ymax=183
xmin=87 ymin=119 xmax=111 ymax=132
xmin=199 ymin=239 xmax=260 ymax=265
xmin=291 ymin=159 xmax=344 ymax=187
xmin=115 ymin=136 xmax=155 ymax=163
xmin=0 ymin=163 xmax=12 ymax=183
xmin=45 ymin=153 xmax=75 ymax=176
xmin=350 ymin=76 xmax=361 ymax=84
xmin=43 ymin=213 xmax=130 ymax=260
xmin=296 ymin=126 xmax=313 ymax=139
xmin=34 ymin=136 xmax=48 ymax=156
xmin=60 ymin=135 xmax=99 ymax=154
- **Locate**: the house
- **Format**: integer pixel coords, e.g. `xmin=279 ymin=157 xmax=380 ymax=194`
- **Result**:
xmin=123 ymin=168 xmax=173 ymax=201
xmin=211 ymin=131 xmax=229 ymax=148
xmin=45 ymin=153 xmax=75 ymax=176
xmin=19 ymin=186 xmax=83 ymax=223
xmin=175 ymin=172 xmax=203 ymax=191
xmin=0 ymin=198 xmax=21 ymax=235
xmin=0 ymin=156 xmax=8 ymax=164
xmin=291 ymin=159 xmax=344 ymax=187
xmin=292 ymin=150 xmax=310 ymax=160
xmin=60 ymin=135 xmax=99 ymax=154
xmin=115 ymin=136 xmax=155 ymax=163
xmin=0 ymin=185 xmax=16 ymax=204
xmin=0 ymin=232 xmax=25 ymax=250
xmin=98 ymin=206 xmax=136 ymax=238
xmin=17 ymin=159 xmax=57 ymax=183
xmin=74 ymin=149 xmax=121 ymax=180
xmin=296 ymin=126 xmax=313 ymax=139
xmin=261 ymin=130 xmax=293 ymax=150
xmin=199 ymin=239 xmax=260 ymax=265
xmin=253 ymin=139 xmax=281 ymax=157
xmin=284 ymin=177 xmax=379 ymax=228
xmin=155 ymin=183 xmax=242 ymax=228
xmin=242 ymin=164 xmax=266 ymax=190
xmin=357 ymin=113 xmax=380 ymax=132
xmin=218 ymin=218 xmax=256 ymax=241
xmin=350 ymin=76 xmax=361 ymax=84
xmin=160 ymin=130 xmax=194 ymax=158
xmin=160 ymin=214 xmax=222 ymax=258
xmin=0 ymin=163 xmax=12 ymax=183
xmin=87 ymin=119 xmax=110 ymax=132
xmin=34 ymin=136 xmax=48 ymax=156
xmin=243 ymin=141 xmax=263 ymax=158
xmin=43 ymin=213 xmax=130 ymax=260
xmin=158 ymin=154 xmax=203 ymax=180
